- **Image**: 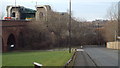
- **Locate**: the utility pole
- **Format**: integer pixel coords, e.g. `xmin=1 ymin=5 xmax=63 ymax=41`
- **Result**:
xmin=68 ymin=0 xmax=72 ymax=53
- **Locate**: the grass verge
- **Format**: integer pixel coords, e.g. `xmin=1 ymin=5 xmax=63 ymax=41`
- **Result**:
xmin=2 ymin=50 xmax=73 ymax=66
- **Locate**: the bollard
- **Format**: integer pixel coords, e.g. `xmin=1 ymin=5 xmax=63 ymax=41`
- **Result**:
xmin=33 ymin=62 xmax=42 ymax=68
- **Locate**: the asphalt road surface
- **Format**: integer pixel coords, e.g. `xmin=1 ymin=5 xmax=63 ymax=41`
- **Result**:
xmin=73 ymin=46 xmax=118 ymax=68
xmin=84 ymin=47 xmax=118 ymax=66
xmin=74 ymin=49 xmax=96 ymax=67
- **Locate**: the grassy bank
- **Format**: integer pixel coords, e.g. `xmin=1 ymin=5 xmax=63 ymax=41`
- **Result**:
xmin=2 ymin=50 xmax=73 ymax=66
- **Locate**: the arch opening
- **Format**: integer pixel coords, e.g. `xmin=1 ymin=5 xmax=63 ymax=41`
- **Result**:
xmin=7 ymin=34 xmax=16 ymax=51
xmin=12 ymin=12 xmax=15 ymax=17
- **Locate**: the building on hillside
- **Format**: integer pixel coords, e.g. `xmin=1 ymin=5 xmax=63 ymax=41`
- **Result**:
xmin=6 ymin=5 xmax=36 ymax=20
xmin=35 ymin=5 xmax=69 ymax=22
xmin=35 ymin=5 xmax=51 ymax=21
xmin=6 ymin=5 xmax=69 ymax=21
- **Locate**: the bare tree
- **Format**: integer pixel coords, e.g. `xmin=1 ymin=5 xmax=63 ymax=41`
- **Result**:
xmin=103 ymin=21 xmax=118 ymax=42
xmin=106 ymin=3 xmax=118 ymax=21
xmin=21 ymin=9 xmax=106 ymax=50
xmin=103 ymin=3 xmax=119 ymax=42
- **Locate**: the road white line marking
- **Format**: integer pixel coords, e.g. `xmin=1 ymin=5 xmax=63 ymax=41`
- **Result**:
xmin=77 ymin=49 xmax=84 ymax=51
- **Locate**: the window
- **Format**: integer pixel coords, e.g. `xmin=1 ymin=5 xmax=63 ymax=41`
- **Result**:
xmin=39 ymin=12 xmax=44 ymax=18
xmin=12 ymin=12 xmax=15 ymax=17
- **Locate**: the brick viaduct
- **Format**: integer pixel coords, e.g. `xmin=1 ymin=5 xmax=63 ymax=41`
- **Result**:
xmin=0 ymin=5 xmax=61 ymax=52
xmin=1 ymin=20 xmax=30 ymax=52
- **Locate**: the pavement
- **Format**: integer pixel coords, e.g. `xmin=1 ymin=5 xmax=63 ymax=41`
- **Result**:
xmin=73 ymin=46 xmax=118 ymax=67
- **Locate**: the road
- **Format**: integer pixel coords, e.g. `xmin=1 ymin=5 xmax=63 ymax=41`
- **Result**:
xmin=84 ymin=47 xmax=118 ymax=66
xmin=74 ymin=49 xmax=96 ymax=67
xmin=73 ymin=46 xmax=118 ymax=67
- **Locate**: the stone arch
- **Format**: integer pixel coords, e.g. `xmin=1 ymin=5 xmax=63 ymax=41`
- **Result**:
xmin=36 ymin=5 xmax=51 ymax=21
xmin=7 ymin=34 xmax=16 ymax=51
xmin=39 ymin=5 xmax=51 ymax=11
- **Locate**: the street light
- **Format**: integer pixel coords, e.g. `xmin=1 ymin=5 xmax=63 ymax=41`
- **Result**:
xmin=68 ymin=0 xmax=72 ymax=53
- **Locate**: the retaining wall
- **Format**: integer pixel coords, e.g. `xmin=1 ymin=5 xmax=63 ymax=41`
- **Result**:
xmin=107 ymin=41 xmax=120 ymax=49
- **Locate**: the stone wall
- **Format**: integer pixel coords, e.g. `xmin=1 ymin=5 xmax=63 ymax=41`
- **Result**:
xmin=36 ymin=5 xmax=51 ymax=21
xmin=107 ymin=41 xmax=120 ymax=49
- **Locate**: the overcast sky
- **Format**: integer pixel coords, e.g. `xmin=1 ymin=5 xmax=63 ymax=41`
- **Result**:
xmin=0 ymin=0 xmax=119 ymax=21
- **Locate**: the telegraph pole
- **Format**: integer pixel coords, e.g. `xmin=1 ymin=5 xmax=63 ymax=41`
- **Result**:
xmin=68 ymin=0 xmax=72 ymax=53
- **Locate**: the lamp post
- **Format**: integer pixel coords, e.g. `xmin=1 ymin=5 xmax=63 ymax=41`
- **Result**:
xmin=68 ymin=0 xmax=72 ymax=53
